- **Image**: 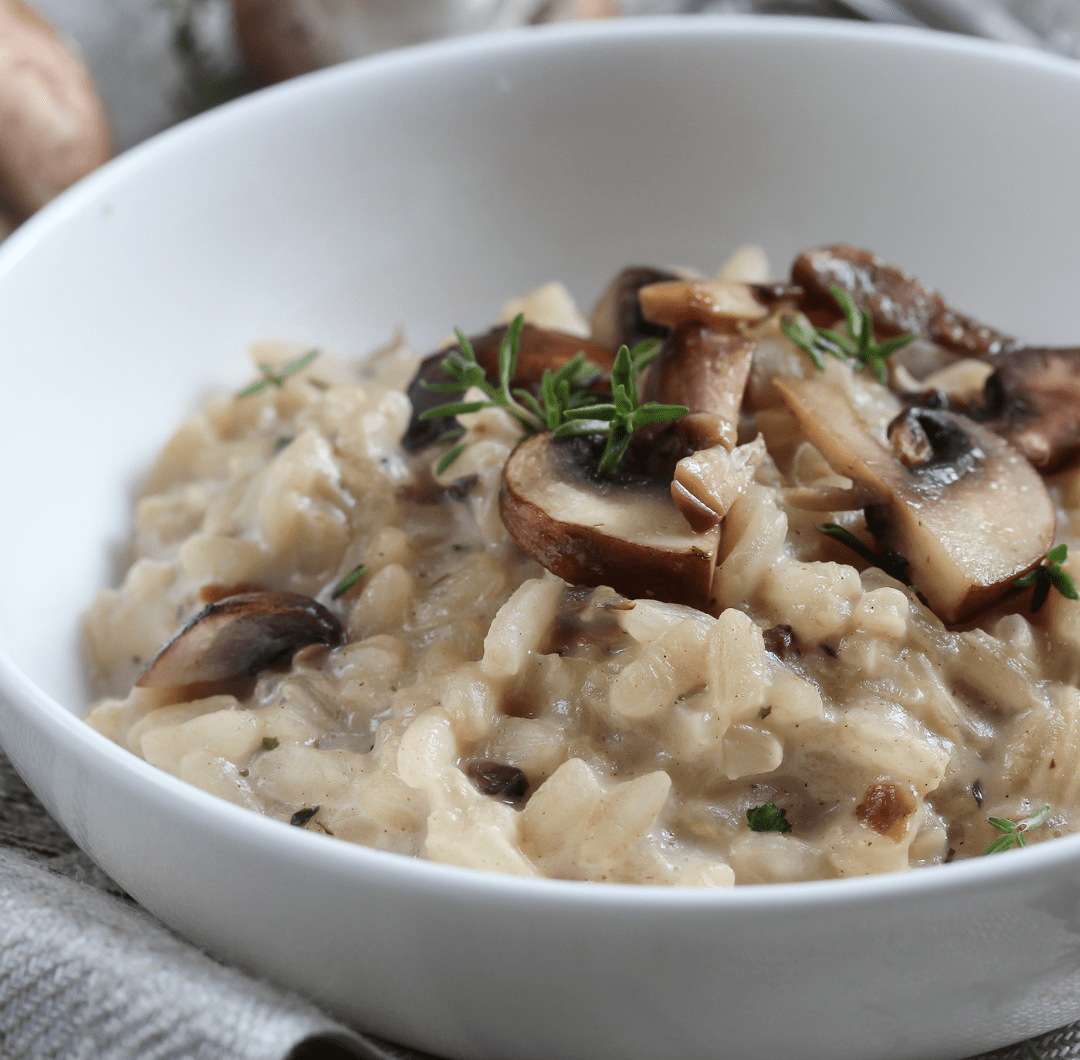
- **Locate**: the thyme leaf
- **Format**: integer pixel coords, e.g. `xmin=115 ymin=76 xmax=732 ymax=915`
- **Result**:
xmin=781 ymin=286 xmax=915 ymax=384
xmin=983 ymin=804 xmax=1050 ymax=855
xmin=331 ymin=564 xmax=368 ymax=600
xmin=555 ymin=340 xmax=687 ymax=475
xmin=239 ymin=349 xmax=319 ymax=396
xmin=1013 ymin=544 xmax=1079 ymax=613
xmin=746 ymin=801 xmax=792 ymax=834
xmin=816 ymin=523 xmax=911 ymax=582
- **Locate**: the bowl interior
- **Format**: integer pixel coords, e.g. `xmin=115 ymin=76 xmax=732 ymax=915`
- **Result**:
xmin=2 ymin=19 xmax=1080 ymax=712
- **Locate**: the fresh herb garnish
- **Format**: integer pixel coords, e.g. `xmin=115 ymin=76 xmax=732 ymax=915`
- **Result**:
xmin=746 ymin=801 xmax=792 ymax=834
xmin=1024 ymin=1041 xmax=1046 ymax=1060
xmin=332 ymin=564 xmax=368 ymax=600
xmin=420 ymin=315 xmax=685 ymax=475
xmin=239 ymin=349 xmax=319 ymax=396
xmin=261 ymin=736 xmax=279 ymax=751
xmin=781 ymin=286 xmax=915 ymax=384
xmin=983 ymin=804 xmax=1050 ymax=855
xmin=1013 ymin=543 xmax=1079 ymax=613
xmin=419 ymin=314 xmax=545 ymax=436
xmin=552 ymin=340 xmax=688 ymax=475
xmin=817 ymin=523 xmax=911 ymax=582
xmin=290 ymin=806 xmax=320 ymax=828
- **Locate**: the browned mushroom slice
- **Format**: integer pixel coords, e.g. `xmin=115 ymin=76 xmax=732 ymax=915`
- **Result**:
xmin=638 ymin=278 xmax=796 ymax=331
xmin=774 ymin=378 xmax=1054 ymax=623
xmin=136 ymin=591 xmax=346 ymax=688
xmin=500 ymin=434 xmax=720 ymax=612
xmin=402 ymin=324 xmax=616 ymax=452
xmin=640 ymin=324 xmax=755 ymax=451
xmin=974 ymin=347 xmax=1080 ymax=472
xmin=589 ymin=266 xmax=679 ymax=351
xmin=791 ymin=244 xmax=1017 ymax=358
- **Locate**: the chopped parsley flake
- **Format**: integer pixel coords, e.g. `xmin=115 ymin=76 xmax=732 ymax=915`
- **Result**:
xmin=746 ymin=801 xmax=792 ymax=834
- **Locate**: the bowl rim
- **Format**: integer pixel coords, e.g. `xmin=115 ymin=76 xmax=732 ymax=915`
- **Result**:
xmin=3 ymin=11 xmax=1080 ymax=910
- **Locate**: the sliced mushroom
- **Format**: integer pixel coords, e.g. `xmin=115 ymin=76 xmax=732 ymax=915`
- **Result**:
xmin=136 ymin=591 xmax=346 ymax=688
xmin=774 ymin=378 xmax=1054 ymax=623
xmin=638 ymin=278 xmax=797 ymax=332
xmin=893 ymin=358 xmax=995 ymax=409
xmin=589 ymin=265 xmax=679 ymax=351
xmin=500 ymin=434 xmax=721 ymax=612
xmin=973 ymin=347 xmax=1080 ymax=472
xmin=791 ymin=244 xmax=1017 ymax=358
xmin=671 ymin=436 xmax=767 ymax=532
xmin=639 ymin=324 xmax=756 ymax=451
xmin=402 ymin=323 xmax=616 ymax=452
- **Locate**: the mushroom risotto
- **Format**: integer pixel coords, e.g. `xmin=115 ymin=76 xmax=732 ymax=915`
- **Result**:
xmin=84 ymin=245 xmax=1080 ymax=885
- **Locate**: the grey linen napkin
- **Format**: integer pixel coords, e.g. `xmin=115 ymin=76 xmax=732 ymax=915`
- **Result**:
xmin=0 ymin=747 xmax=432 ymax=1060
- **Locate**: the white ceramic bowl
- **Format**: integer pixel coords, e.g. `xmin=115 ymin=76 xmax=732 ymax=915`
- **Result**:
xmin=3 ymin=16 xmax=1080 ymax=1060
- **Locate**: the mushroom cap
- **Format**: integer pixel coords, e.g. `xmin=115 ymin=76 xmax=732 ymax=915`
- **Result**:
xmin=136 ymin=591 xmax=346 ymax=688
xmin=589 ymin=265 xmax=679 ymax=351
xmin=791 ymin=244 xmax=1016 ymax=358
xmin=774 ymin=378 xmax=1055 ymax=623
xmin=638 ymin=278 xmax=795 ymax=332
xmin=499 ymin=433 xmax=720 ymax=612
xmin=977 ymin=346 xmax=1080 ymax=472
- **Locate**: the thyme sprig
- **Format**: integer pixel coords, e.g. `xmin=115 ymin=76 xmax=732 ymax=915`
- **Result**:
xmin=551 ymin=340 xmax=688 ymax=475
xmin=420 ymin=317 xmax=686 ymax=476
xmin=1013 ymin=544 xmax=1079 ymax=613
xmin=983 ymin=804 xmax=1050 ymax=855
xmin=239 ymin=349 xmax=319 ymax=396
xmin=781 ymin=285 xmax=915 ymax=384
xmin=419 ymin=314 xmax=541 ymax=436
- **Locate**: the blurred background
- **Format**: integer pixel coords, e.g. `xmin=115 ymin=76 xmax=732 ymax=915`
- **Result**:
xmin=3 ymin=0 xmax=1079 ymax=235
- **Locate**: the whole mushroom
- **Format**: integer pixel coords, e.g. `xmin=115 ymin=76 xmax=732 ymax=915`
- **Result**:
xmin=0 ymin=0 xmax=112 ymax=228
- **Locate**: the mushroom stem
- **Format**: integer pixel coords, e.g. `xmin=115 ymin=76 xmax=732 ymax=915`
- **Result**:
xmin=639 ymin=324 xmax=755 ymax=452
